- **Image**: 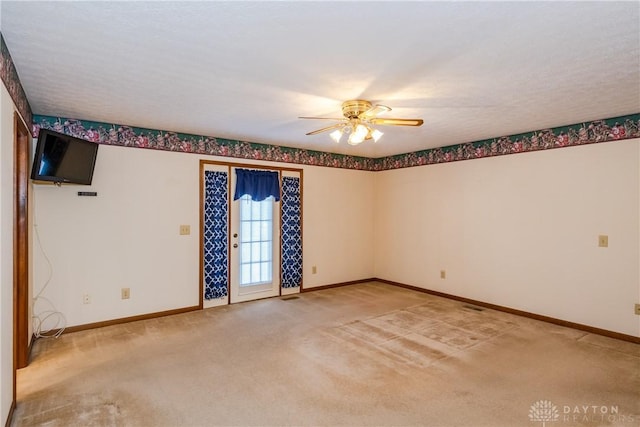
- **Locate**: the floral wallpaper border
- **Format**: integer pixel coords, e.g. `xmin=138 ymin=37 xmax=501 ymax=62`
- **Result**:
xmin=0 ymin=33 xmax=33 ymax=131
xmin=373 ymin=113 xmax=640 ymax=171
xmin=34 ymin=113 xmax=639 ymax=172
xmin=33 ymin=116 xmax=375 ymax=170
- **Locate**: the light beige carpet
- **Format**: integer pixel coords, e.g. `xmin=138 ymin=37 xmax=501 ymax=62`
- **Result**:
xmin=12 ymin=282 xmax=640 ymax=426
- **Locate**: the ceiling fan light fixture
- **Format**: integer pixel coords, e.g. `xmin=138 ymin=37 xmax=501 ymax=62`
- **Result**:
xmin=347 ymin=133 xmax=361 ymax=145
xmin=300 ymin=99 xmax=423 ymax=146
xmin=348 ymin=124 xmax=369 ymax=145
xmin=329 ymin=129 xmax=343 ymax=143
xmin=371 ymin=128 xmax=383 ymax=142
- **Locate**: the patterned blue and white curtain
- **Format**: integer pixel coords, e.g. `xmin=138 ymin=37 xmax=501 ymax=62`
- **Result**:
xmin=281 ymin=176 xmax=302 ymax=288
xmin=204 ymin=168 xmax=302 ymax=299
xmin=203 ymin=170 xmax=228 ymax=299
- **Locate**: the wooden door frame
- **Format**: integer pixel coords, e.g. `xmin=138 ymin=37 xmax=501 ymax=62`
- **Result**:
xmin=13 ymin=112 xmax=30 ymax=390
xmin=199 ymin=160 xmax=304 ymax=308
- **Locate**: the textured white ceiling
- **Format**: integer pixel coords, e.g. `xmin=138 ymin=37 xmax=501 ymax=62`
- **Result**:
xmin=1 ymin=1 xmax=639 ymax=158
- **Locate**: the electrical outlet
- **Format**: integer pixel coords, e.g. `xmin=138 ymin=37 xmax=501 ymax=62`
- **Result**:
xmin=312 ymin=265 xmax=317 ymax=274
xmin=440 ymin=270 xmax=446 ymax=279
xmin=598 ymin=235 xmax=608 ymax=248
xmin=83 ymin=294 xmax=90 ymax=304
xmin=179 ymin=225 xmax=191 ymax=235
xmin=635 ymin=304 xmax=640 ymax=315
xmin=121 ymin=288 xmax=130 ymax=300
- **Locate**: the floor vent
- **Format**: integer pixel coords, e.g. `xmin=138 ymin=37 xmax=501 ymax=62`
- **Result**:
xmin=463 ymin=304 xmax=484 ymax=312
xmin=281 ymin=296 xmax=300 ymax=301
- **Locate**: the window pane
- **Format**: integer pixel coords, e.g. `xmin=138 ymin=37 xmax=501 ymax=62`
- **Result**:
xmin=261 ymin=198 xmax=272 ymax=218
xmin=260 ymin=222 xmax=270 ymax=241
xmin=251 ymin=221 xmax=261 ymax=240
xmin=241 ymin=242 xmax=250 ymax=263
xmin=251 ymin=263 xmax=261 ymax=282
xmin=261 ymin=262 xmax=271 ymax=282
xmin=241 ymin=264 xmax=251 ymax=286
xmin=251 ymin=200 xmax=261 ymax=220
xmin=240 ymin=196 xmax=251 ymax=220
xmin=261 ymin=242 xmax=271 ymax=260
xmin=241 ymin=221 xmax=251 ymax=243
xmin=251 ymin=242 xmax=260 ymax=260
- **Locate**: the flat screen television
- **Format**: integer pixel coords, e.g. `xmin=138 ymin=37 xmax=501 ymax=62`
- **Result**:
xmin=31 ymin=129 xmax=99 ymax=185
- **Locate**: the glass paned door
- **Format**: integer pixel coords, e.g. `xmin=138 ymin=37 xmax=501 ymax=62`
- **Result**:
xmin=239 ymin=194 xmax=273 ymax=287
xmin=229 ymin=170 xmax=280 ymax=303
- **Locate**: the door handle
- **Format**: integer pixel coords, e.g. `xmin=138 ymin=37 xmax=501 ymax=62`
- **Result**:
xmin=233 ymin=243 xmax=238 ymax=248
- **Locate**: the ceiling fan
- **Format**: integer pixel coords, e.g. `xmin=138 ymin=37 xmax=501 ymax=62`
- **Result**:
xmin=299 ymin=99 xmax=424 ymax=145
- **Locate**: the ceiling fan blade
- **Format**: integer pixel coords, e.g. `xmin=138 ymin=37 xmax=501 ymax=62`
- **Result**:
xmin=359 ymin=104 xmax=391 ymax=119
xmin=298 ymin=116 xmax=344 ymax=120
xmin=370 ymin=118 xmax=424 ymax=127
xmin=305 ymin=123 xmax=345 ymax=136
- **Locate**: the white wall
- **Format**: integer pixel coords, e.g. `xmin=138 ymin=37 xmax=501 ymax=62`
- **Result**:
xmin=374 ymin=139 xmax=640 ymax=337
xmin=32 ymin=144 xmax=375 ymax=328
xmin=31 ymin=130 xmax=639 ymax=336
xmin=302 ymin=166 xmax=375 ymax=286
